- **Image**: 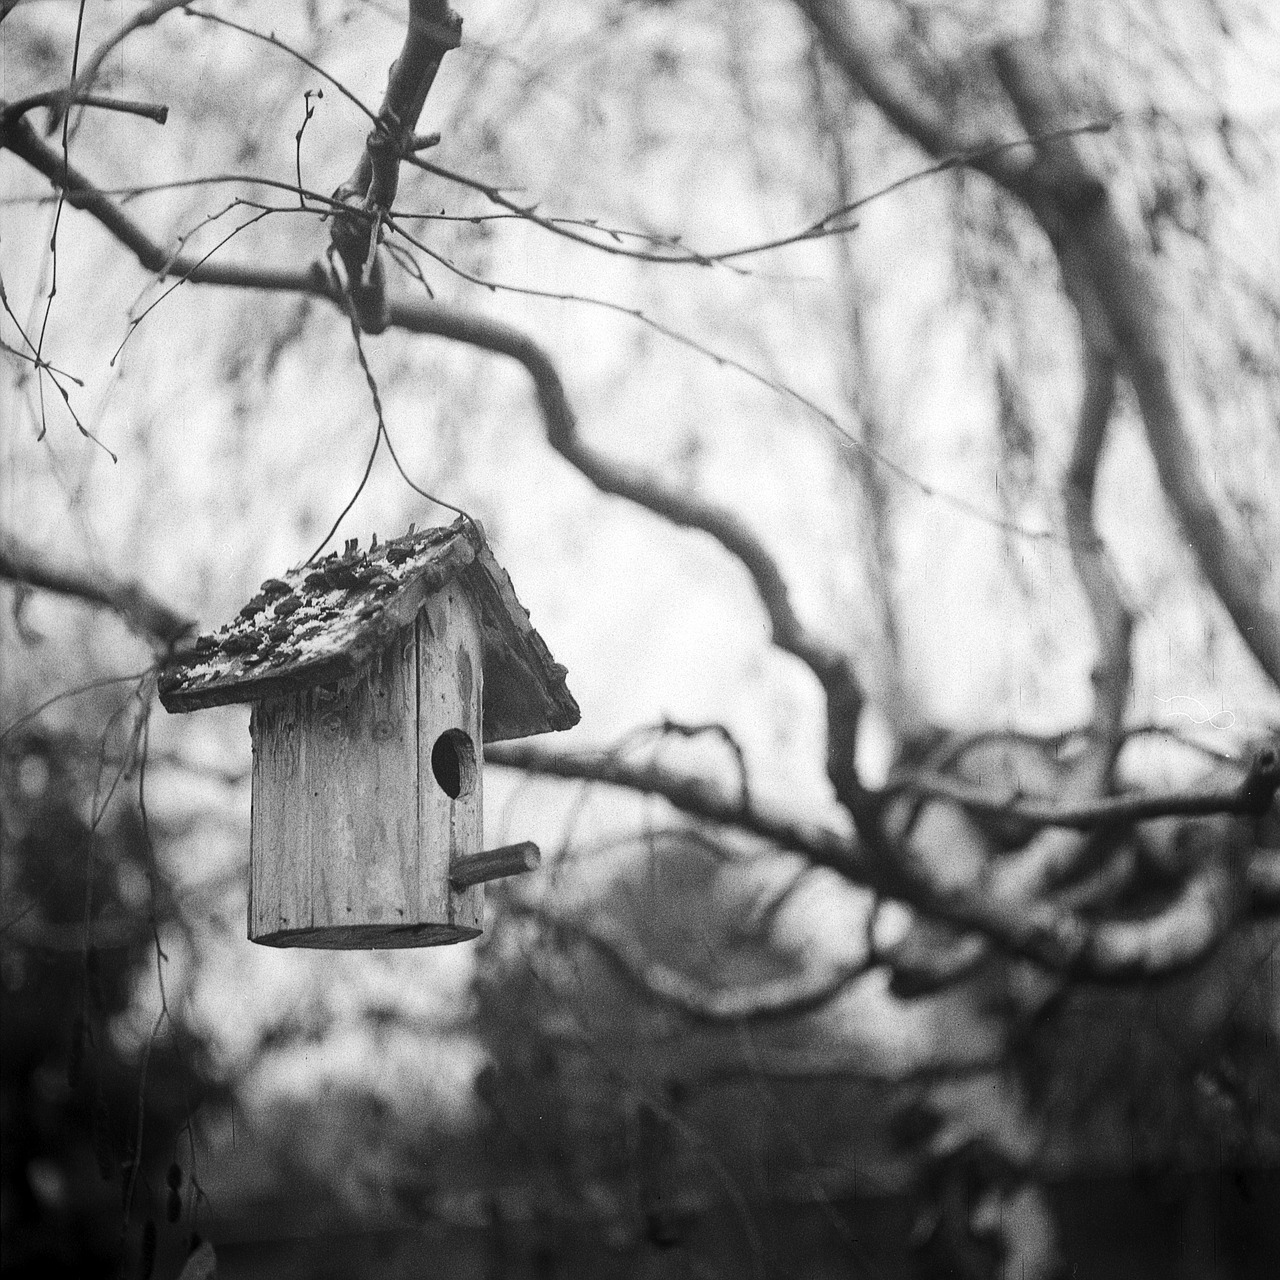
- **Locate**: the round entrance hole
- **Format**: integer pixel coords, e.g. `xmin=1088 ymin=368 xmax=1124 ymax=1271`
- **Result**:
xmin=431 ymin=729 xmax=477 ymax=800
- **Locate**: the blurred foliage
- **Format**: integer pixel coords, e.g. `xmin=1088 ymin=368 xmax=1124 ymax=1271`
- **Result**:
xmin=1 ymin=728 xmax=224 ymax=1278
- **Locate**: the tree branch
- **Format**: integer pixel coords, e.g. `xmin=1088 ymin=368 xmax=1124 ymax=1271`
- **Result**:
xmin=988 ymin=41 xmax=1280 ymax=689
xmin=891 ymin=747 xmax=1279 ymax=830
xmin=996 ymin=348 xmax=1133 ymax=901
xmin=3 ymin=108 xmax=877 ymax=833
xmin=798 ymin=6 xmax=1280 ymax=690
xmin=488 ymin=740 xmax=864 ymax=875
xmin=491 ymin=741 xmax=1278 ymax=979
xmin=7 ymin=64 xmax=1270 ymax=984
xmin=1 ymin=92 xmax=169 ymax=127
xmin=329 ymin=0 xmax=462 ymax=331
xmin=53 ymin=0 xmax=189 ymax=128
xmin=0 ymin=530 xmax=194 ymax=646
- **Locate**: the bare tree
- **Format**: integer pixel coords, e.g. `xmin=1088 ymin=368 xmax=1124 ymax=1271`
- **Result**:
xmin=3 ymin=1 xmax=1280 ymax=1276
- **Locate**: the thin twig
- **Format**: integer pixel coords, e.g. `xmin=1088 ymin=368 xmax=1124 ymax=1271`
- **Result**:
xmin=1 ymin=91 xmax=169 ymax=126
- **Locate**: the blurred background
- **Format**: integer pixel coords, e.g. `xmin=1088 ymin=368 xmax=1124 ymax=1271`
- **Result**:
xmin=3 ymin=1 xmax=1280 ymax=1276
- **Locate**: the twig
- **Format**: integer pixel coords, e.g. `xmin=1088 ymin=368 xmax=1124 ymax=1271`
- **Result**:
xmin=404 ymin=120 xmax=1109 ymax=268
xmin=54 ymin=0 xmax=189 ymax=126
xmin=1 ymin=92 xmax=169 ymax=126
xmin=181 ymin=7 xmax=379 ymax=124
xmin=0 ymin=670 xmax=154 ymax=745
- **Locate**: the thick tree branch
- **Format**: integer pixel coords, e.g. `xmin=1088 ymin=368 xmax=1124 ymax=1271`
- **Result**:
xmin=330 ymin=0 xmax=462 ymax=331
xmin=0 ymin=530 xmax=194 ymax=646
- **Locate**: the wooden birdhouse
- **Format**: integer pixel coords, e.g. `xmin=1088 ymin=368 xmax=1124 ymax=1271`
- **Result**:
xmin=159 ymin=518 xmax=578 ymax=949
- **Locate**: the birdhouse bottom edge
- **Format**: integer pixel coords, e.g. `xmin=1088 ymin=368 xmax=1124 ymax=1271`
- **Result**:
xmin=250 ymin=921 xmax=484 ymax=950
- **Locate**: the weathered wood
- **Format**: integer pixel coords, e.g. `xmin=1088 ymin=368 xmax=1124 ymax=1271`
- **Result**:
xmin=450 ymin=841 xmax=541 ymax=889
xmin=249 ymin=620 xmax=482 ymax=948
xmin=171 ymin=517 xmax=577 ymax=950
xmin=417 ymin=582 xmax=485 ymax=937
xmin=160 ymin=518 xmax=579 ymax=743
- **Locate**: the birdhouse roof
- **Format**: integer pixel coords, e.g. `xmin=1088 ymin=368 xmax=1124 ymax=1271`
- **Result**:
xmin=158 ymin=518 xmax=579 ymax=742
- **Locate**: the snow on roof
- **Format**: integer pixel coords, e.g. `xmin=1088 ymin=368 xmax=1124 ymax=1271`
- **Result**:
xmin=158 ymin=518 xmax=579 ymax=743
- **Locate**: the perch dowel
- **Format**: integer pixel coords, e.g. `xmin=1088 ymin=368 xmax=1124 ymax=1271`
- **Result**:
xmin=450 ymin=841 xmax=541 ymax=888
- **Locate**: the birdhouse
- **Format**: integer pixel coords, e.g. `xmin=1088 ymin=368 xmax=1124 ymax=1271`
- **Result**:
xmin=158 ymin=518 xmax=578 ymax=949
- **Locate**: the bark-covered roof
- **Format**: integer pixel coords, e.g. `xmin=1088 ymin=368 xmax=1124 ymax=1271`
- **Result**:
xmin=158 ymin=518 xmax=579 ymax=742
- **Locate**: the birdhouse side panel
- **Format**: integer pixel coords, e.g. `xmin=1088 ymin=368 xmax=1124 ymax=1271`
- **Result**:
xmin=249 ymin=632 xmax=421 ymax=947
xmin=417 ymin=583 xmax=484 ymax=933
xmin=249 ymin=698 xmax=313 ymax=942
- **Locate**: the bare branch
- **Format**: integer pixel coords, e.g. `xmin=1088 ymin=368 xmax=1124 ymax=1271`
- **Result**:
xmin=1 ymin=92 xmax=169 ymax=127
xmin=891 ymin=748 xmax=1279 ymax=830
xmin=55 ymin=0 xmax=188 ymax=126
xmin=0 ymin=530 xmax=194 ymax=646
xmin=488 ymin=740 xmax=863 ymax=875
xmin=490 ymin=741 xmax=1279 ymax=979
xmin=797 ymin=1 xmax=1035 ymax=194
xmin=328 ymin=0 xmax=462 ymax=331
xmin=1063 ymin=350 xmax=1132 ymax=773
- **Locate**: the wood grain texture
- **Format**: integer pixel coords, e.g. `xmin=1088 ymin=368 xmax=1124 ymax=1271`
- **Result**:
xmin=417 ymin=583 xmax=485 ymax=936
xmin=249 ymin=611 xmax=483 ymax=948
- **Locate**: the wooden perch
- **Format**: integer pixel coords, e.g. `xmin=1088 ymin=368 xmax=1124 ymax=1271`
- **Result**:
xmin=450 ymin=841 xmax=541 ymax=888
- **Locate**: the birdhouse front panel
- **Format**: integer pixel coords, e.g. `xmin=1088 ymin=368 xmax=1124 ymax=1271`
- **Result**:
xmin=415 ymin=579 xmax=484 ymax=938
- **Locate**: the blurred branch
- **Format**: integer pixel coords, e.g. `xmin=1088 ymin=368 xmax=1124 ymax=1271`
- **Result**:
xmin=0 ymin=530 xmax=194 ymax=646
xmin=1081 ymin=862 xmax=1236 ymax=978
xmin=1061 ymin=350 xmax=1132 ymax=776
xmin=891 ymin=745 xmax=1279 ymax=829
xmin=491 ymin=740 xmax=1280 ymax=979
xmin=989 ymin=41 xmax=1280 ymax=689
xmin=797 ymin=1 xmax=1034 ymax=192
xmin=998 ymin=349 xmax=1133 ymax=903
xmin=1 ymin=92 xmax=169 ymax=126
xmin=489 ymin=740 xmax=865 ymax=876
xmin=799 ymin=6 xmax=1280 ymax=690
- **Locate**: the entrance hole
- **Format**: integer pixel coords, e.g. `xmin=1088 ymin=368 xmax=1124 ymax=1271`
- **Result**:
xmin=431 ymin=728 xmax=477 ymax=800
